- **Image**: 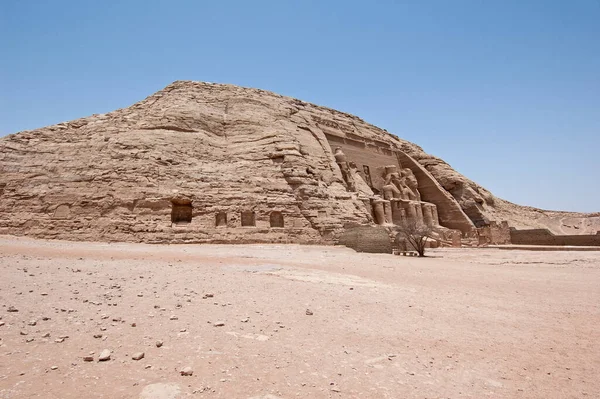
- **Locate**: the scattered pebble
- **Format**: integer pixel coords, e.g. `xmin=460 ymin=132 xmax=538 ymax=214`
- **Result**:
xmin=83 ymin=356 xmax=94 ymax=362
xmin=132 ymin=352 xmax=145 ymax=361
xmin=7 ymin=306 xmax=18 ymax=312
xmin=155 ymin=340 xmax=163 ymax=348
xmin=306 ymin=309 xmax=313 ymax=316
xmin=180 ymin=366 xmax=193 ymax=376
xmin=213 ymin=321 xmax=225 ymax=327
xmin=98 ymin=349 xmax=111 ymax=361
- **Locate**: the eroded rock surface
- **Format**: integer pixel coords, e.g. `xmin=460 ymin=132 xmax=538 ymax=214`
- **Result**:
xmin=0 ymin=80 xmax=596 ymax=243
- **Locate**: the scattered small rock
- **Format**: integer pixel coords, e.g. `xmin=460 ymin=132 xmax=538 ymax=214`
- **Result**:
xmin=98 ymin=349 xmax=111 ymax=361
xmin=7 ymin=306 xmax=18 ymax=312
xmin=28 ymin=320 xmax=37 ymax=326
xmin=83 ymin=356 xmax=94 ymax=362
xmin=169 ymin=315 xmax=178 ymax=320
xmin=213 ymin=321 xmax=225 ymax=327
xmin=180 ymin=366 xmax=193 ymax=376
xmin=155 ymin=340 xmax=163 ymax=348
xmin=132 ymin=352 xmax=145 ymax=361
xmin=305 ymin=309 xmax=313 ymax=316
xmin=50 ymin=366 xmax=58 ymax=370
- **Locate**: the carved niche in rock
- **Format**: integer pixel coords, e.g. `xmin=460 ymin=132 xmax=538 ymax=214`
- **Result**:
xmin=270 ymin=211 xmax=284 ymax=228
xmin=171 ymin=199 xmax=192 ymax=224
xmin=241 ymin=211 xmax=256 ymax=227
xmin=216 ymin=212 xmax=227 ymax=227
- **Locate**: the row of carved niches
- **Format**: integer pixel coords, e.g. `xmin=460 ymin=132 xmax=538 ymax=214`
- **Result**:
xmin=171 ymin=205 xmax=284 ymax=228
xmin=371 ymin=198 xmax=439 ymax=227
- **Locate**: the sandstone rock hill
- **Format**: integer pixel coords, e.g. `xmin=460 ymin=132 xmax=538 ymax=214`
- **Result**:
xmin=1 ymin=81 xmax=598 ymax=244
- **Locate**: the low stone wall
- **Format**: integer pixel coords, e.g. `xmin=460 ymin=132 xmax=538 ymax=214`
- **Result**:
xmin=510 ymin=228 xmax=600 ymax=246
xmin=338 ymin=226 xmax=392 ymax=253
xmin=478 ymin=221 xmax=511 ymax=245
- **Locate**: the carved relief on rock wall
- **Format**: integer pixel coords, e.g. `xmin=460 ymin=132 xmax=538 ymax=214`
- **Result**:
xmin=329 ymin=144 xmax=442 ymax=232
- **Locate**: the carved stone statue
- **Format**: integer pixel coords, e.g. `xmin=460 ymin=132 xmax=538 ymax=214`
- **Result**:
xmin=334 ymin=147 xmax=356 ymax=192
xmin=349 ymin=162 xmax=373 ymax=196
xmin=382 ymin=183 xmax=400 ymax=200
xmin=383 ymin=165 xmax=405 ymax=199
xmin=401 ymin=168 xmax=421 ymax=201
xmin=371 ymin=197 xmax=387 ymax=225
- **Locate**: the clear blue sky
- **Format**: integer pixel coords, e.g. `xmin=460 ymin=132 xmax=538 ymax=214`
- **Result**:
xmin=1 ymin=1 xmax=598 ymax=212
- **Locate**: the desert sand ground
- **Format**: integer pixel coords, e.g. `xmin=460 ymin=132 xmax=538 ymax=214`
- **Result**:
xmin=0 ymin=236 xmax=598 ymax=399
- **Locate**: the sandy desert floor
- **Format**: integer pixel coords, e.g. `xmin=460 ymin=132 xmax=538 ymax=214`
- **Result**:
xmin=0 ymin=236 xmax=599 ymax=399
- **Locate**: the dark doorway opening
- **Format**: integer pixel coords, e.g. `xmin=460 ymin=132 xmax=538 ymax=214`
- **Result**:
xmin=270 ymin=211 xmax=284 ymax=228
xmin=171 ymin=201 xmax=192 ymax=224
xmin=241 ymin=211 xmax=256 ymax=227
xmin=216 ymin=212 xmax=227 ymax=227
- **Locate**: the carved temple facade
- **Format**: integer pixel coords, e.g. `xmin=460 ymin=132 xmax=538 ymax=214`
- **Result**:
xmin=0 ymin=80 xmax=483 ymax=248
xmin=323 ymin=129 xmax=474 ymax=236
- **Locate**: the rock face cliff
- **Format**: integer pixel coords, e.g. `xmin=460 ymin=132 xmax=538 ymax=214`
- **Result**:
xmin=0 ymin=81 xmax=597 ymax=244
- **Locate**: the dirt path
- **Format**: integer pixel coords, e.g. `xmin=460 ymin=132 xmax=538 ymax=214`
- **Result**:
xmin=1 ymin=236 xmax=599 ymax=398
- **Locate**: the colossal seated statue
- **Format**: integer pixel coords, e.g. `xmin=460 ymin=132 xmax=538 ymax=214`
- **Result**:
xmin=371 ymin=197 xmax=387 ymax=225
xmin=382 ymin=183 xmax=400 ymax=201
xmin=381 ymin=164 xmax=441 ymax=228
xmin=401 ymin=168 xmax=421 ymax=201
xmin=383 ymin=165 xmax=405 ymax=199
